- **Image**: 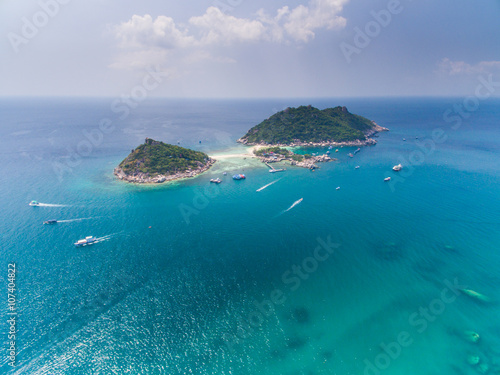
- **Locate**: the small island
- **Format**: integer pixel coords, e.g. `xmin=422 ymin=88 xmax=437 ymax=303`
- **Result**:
xmin=114 ymin=138 xmax=215 ymax=184
xmin=238 ymin=105 xmax=387 ymax=146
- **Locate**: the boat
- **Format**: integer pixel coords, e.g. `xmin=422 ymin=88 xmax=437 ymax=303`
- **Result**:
xmin=403 ymin=138 xmax=406 ymax=141
xmin=355 ymin=166 xmax=360 ymax=169
xmin=328 ymin=146 xmax=333 ymax=150
xmin=223 ymin=172 xmax=227 ymax=176
xmin=353 ymin=148 xmax=361 ymax=154
xmin=269 ymin=169 xmax=285 ymax=173
xmin=43 ymin=220 xmax=57 ymax=225
xmin=384 ymin=177 xmax=391 ymax=181
xmin=326 ymin=150 xmax=330 ymax=154
xmin=210 ymin=178 xmax=222 ymax=184
xmin=232 ymin=174 xmax=246 ymax=180
xmin=348 ymin=153 xmax=354 ymax=158
xmin=335 ymin=149 xmax=339 ymax=152
xmin=74 ymin=236 xmax=97 ymax=247
xmin=336 ymin=187 xmax=340 ymax=190
xmin=29 ymin=200 xmax=40 ymax=206
xmin=392 ymin=164 xmax=402 ymax=171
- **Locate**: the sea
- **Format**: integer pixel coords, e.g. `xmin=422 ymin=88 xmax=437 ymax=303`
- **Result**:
xmin=0 ymin=97 xmax=499 ymax=375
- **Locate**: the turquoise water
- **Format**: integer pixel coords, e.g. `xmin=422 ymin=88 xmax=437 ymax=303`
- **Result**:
xmin=1 ymin=98 xmax=499 ymax=374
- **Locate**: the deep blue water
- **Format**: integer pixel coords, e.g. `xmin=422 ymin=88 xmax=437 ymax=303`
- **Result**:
xmin=0 ymin=97 xmax=499 ymax=374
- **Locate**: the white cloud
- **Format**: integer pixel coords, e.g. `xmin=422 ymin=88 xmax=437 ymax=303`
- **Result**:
xmin=189 ymin=7 xmax=267 ymax=45
xmin=114 ymin=14 xmax=196 ymax=49
xmin=113 ymin=0 xmax=349 ymax=50
xmin=438 ymin=58 xmax=500 ymax=75
xmin=111 ymin=1 xmax=349 ymax=70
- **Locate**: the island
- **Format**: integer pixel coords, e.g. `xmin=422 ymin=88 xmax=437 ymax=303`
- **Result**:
xmin=114 ymin=138 xmax=215 ymax=184
xmin=238 ymin=105 xmax=387 ymax=146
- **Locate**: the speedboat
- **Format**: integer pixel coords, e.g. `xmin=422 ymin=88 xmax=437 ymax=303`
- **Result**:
xmin=354 ymin=148 xmax=361 ymax=154
xmin=336 ymin=187 xmax=340 ymax=190
xmin=74 ymin=236 xmax=97 ymax=247
xmin=210 ymin=178 xmax=222 ymax=184
xmin=348 ymin=153 xmax=354 ymax=158
xmin=269 ymin=169 xmax=285 ymax=173
xmin=355 ymin=166 xmax=360 ymax=169
xmin=384 ymin=177 xmax=391 ymax=181
xmin=232 ymin=174 xmax=246 ymax=180
xmin=43 ymin=220 xmax=57 ymax=225
xmin=29 ymin=200 xmax=40 ymax=206
xmin=392 ymin=164 xmax=402 ymax=171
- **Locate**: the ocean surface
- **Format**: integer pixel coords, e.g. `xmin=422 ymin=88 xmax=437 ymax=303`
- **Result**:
xmin=0 ymin=97 xmax=499 ymax=375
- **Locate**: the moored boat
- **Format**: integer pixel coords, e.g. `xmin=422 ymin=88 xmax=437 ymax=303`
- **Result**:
xmin=269 ymin=169 xmax=285 ymax=173
xmin=210 ymin=178 xmax=222 ymax=184
xmin=74 ymin=236 xmax=97 ymax=247
xmin=232 ymin=174 xmax=246 ymax=180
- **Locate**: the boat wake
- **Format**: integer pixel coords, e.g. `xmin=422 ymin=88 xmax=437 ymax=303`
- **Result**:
xmin=256 ymin=178 xmax=282 ymax=192
xmin=57 ymin=217 xmax=93 ymax=223
xmin=37 ymin=203 xmax=69 ymax=207
xmin=275 ymin=198 xmax=304 ymax=217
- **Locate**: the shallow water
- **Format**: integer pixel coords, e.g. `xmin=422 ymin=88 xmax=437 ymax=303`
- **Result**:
xmin=0 ymin=97 xmax=499 ymax=374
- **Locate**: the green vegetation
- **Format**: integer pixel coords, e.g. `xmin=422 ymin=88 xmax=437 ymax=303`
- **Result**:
xmin=118 ymin=138 xmax=210 ymax=176
xmin=291 ymin=154 xmax=304 ymax=162
xmin=240 ymin=105 xmax=376 ymax=145
xmin=253 ymin=146 xmax=291 ymax=157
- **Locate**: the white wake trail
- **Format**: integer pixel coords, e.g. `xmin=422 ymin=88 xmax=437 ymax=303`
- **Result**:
xmin=284 ymin=198 xmax=303 ymax=212
xmin=256 ymin=178 xmax=281 ymax=192
xmin=57 ymin=217 xmax=93 ymax=223
xmin=38 ymin=203 xmax=69 ymax=207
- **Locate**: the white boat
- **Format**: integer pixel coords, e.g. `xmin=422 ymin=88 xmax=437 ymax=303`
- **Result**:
xmin=384 ymin=177 xmax=391 ymax=181
xmin=29 ymin=200 xmax=40 ymax=206
xmin=74 ymin=236 xmax=97 ymax=247
xmin=336 ymin=186 xmax=340 ymax=190
xmin=210 ymin=178 xmax=222 ymax=184
xmin=269 ymin=168 xmax=285 ymax=173
xmin=392 ymin=164 xmax=402 ymax=171
xmin=355 ymin=166 xmax=360 ymax=169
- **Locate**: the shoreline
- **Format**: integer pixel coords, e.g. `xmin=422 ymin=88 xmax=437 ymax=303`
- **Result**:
xmin=114 ymin=158 xmax=216 ymax=185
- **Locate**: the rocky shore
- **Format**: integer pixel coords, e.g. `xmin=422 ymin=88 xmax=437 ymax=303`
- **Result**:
xmin=114 ymin=158 xmax=216 ymax=184
xmin=237 ymin=122 xmax=388 ymax=148
xmin=255 ymin=151 xmax=335 ymax=170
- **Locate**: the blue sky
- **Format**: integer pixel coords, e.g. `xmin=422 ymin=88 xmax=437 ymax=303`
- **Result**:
xmin=1 ymin=0 xmax=499 ymax=97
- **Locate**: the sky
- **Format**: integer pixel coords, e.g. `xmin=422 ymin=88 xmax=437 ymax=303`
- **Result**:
xmin=1 ymin=0 xmax=499 ymax=98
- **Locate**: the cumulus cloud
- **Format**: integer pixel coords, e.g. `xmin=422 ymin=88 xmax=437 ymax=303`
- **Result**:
xmin=113 ymin=0 xmax=349 ymax=50
xmin=110 ymin=1 xmax=349 ymax=70
xmin=438 ymin=58 xmax=500 ymax=75
xmin=114 ymin=14 xmax=196 ymax=49
xmin=189 ymin=7 xmax=267 ymax=45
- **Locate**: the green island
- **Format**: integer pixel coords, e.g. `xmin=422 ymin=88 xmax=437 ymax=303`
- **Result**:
xmin=114 ymin=138 xmax=215 ymax=184
xmin=238 ymin=105 xmax=387 ymax=146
